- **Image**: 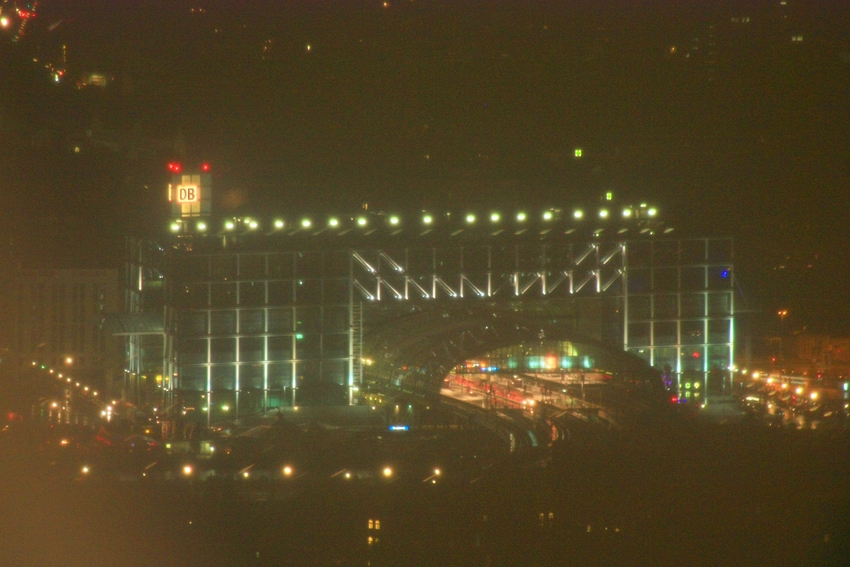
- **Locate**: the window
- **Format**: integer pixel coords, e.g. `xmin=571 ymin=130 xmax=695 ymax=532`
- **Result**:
xmin=323 ymin=306 xmax=349 ymax=332
xmin=180 ymin=339 xmax=207 ymax=364
xmin=296 ymin=252 xmax=323 ymax=278
xmin=239 ymin=363 xmax=264 ymax=389
xmin=268 ymin=253 xmax=295 ymax=278
xmin=211 ymin=255 xmax=237 ymax=280
xmin=267 ymin=281 xmax=294 ymax=305
xmin=179 ymin=366 xmax=207 ymax=391
xmin=210 ymin=311 xmax=236 ymax=335
xmin=239 ymin=310 xmax=264 ymax=334
xmin=179 ymin=311 xmax=208 ymax=336
xmin=211 ymin=338 xmax=236 ymax=363
xmin=239 ymin=337 xmax=264 ymax=362
xmin=267 ymin=336 xmax=293 ymax=361
xmin=296 ymin=280 xmax=322 ymax=305
xmin=268 ymin=309 xmax=293 ymax=333
xmin=240 ymin=282 xmax=265 ymax=306
xmin=239 ymin=254 xmax=265 ymax=278
xmin=211 ymin=364 xmax=235 ymax=390
xmin=211 ymin=283 xmax=237 ymax=307
xmin=267 ymin=362 xmax=293 ymax=390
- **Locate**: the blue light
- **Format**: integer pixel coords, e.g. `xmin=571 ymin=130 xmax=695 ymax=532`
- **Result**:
xmin=721 ymin=269 xmax=730 ymax=278
xmin=389 ymin=425 xmax=410 ymax=431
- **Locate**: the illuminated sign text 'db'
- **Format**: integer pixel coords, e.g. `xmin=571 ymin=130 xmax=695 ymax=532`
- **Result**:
xmin=176 ymin=185 xmax=200 ymax=203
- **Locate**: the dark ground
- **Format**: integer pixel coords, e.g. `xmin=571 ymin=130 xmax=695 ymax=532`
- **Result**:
xmin=1 ymin=417 xmax=848 ymax=567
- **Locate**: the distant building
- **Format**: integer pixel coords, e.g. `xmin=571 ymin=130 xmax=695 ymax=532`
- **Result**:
xmin=110 ymin=165 xmax=736 ymax=426
xmin=13 ymin=269 xmax=122 ymax=393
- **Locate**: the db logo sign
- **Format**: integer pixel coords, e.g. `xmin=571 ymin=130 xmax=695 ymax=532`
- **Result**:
xmin=176 ymin=185 xmax=200 ymax=203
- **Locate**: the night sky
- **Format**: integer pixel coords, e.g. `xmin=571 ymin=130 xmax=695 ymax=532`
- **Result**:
xmin=0 ymin=0 xmax=848 ymax=336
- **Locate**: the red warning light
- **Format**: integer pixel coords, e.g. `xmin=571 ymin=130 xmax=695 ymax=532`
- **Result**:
xmin=201 ymin=162 xmax=211 ymax=172
xmin=670 ymin=395 xmax=678 ymax=403
xmin=691 ymin=351 xmax=700 ymax=358
xmin=167 ymin=162 xmax=182 ymax=173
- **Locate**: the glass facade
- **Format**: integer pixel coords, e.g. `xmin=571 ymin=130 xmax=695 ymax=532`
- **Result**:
xmin=121 ymin=234 xmax=734 ymax=421
xmin=163 ymin=250 xmax=353 ymax=421
xmin=623 ymin=238 xmax=734 ymax=397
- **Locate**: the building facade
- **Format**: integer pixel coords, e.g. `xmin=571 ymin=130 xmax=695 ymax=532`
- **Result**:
xmin=121 ymin=212 xmax=735 ymax=421
xmin=14 ymin=269 xmax=122 ymax=392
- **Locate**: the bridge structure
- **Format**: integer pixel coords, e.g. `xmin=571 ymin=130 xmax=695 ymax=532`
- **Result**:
xmin=115 ymin=203 xmax=735 ymax=428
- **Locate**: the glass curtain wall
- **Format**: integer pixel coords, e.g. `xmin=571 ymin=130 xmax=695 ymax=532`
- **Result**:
xmin=164 ymin=249 xmax=353 ymax=424
xmin=624 ymin=238 xmax=734 ymax=400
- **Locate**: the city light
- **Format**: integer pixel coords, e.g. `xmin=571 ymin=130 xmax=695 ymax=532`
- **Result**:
xmin=170 ymin=222 xmax=181 ymax=232
xmin=490 ymin=212 xmax=500 ymax=222
xmin=647 ymin=208 xmax=657 ymax=217
xmin=197 ymin=221 xmax=207 ymax=231
xmin=225 ymin=220 xmax=235 ymax=230
xmin=389 ymin=216 xmax=400 ymax=225
xmin=599 ymin=209 xmax=609 ymax=219
xmin=465 ymin=214 xmax=476 ymax=224
xmin=423 ymin=214 xmax=433 ymax=225
xmin=329 ymin=217 xmax=339 ymax=227
xmin=543 ymin=211 xmax=553 ymax=221
xmin=517 ymin=212 xmax=527 ymax=222
xmin=283 ymin=466 xmax=293 ymax=476
xmin=382 ymin=466 xmax=393 ymax=477
xmin=357 ymin=217 xmax=368 ymax=226
xmin=301 ymin=219 xmax=312 ymax=228
xmin=622 ymin=209 xmax=632 ymax=217
xmin=248 ymin=220 xmax=259 ymax=229
xmin=274 ymin=219 xmax=284 ymax=229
